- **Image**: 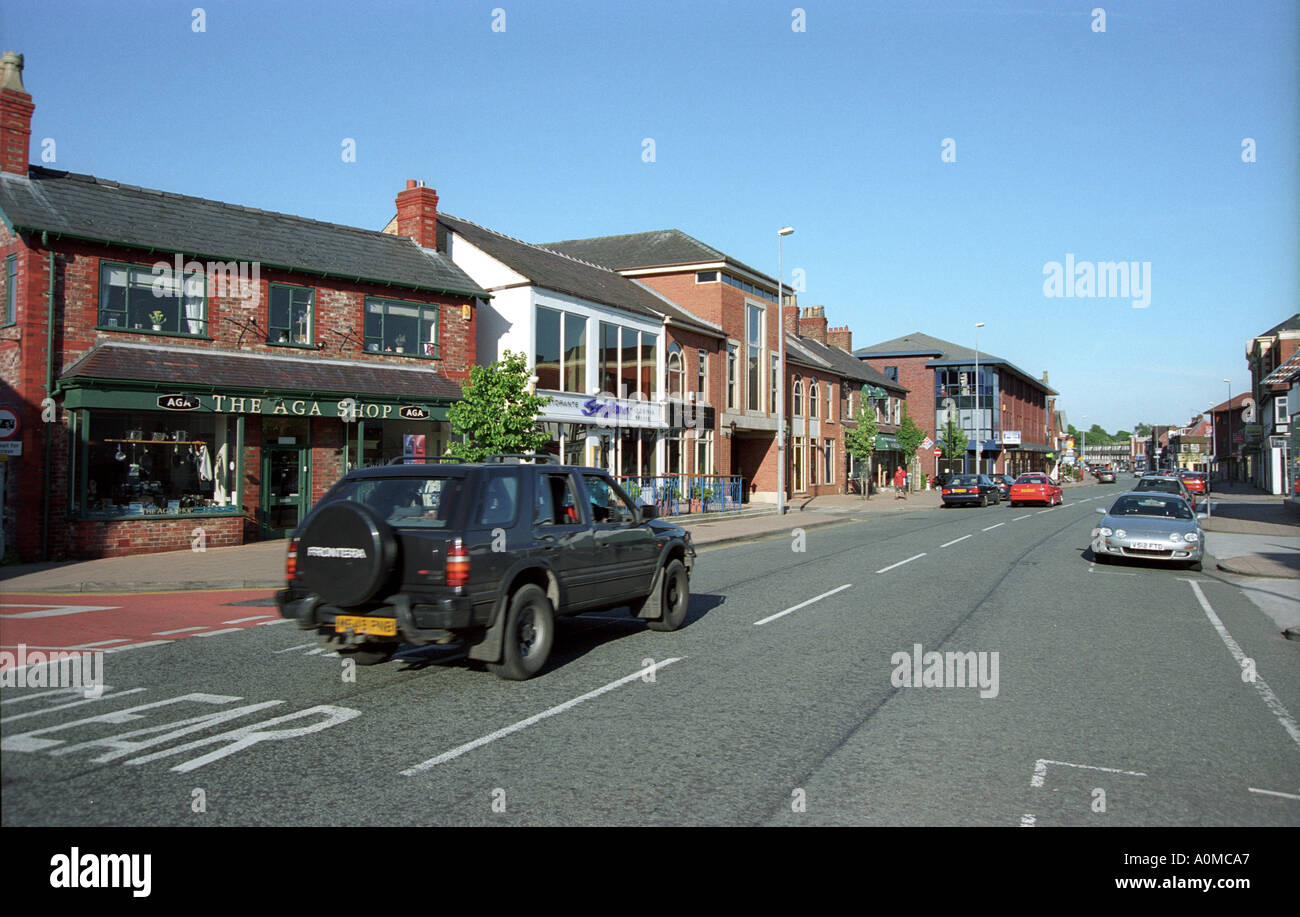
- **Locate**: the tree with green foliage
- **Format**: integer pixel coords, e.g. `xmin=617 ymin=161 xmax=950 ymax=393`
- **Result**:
xmin=843 ymin=400 xmax=879 ymax=499
xmin=896 ymin=405 xmax=926 ymax=488
xmin=447 ymin=350 xmax=552 ymax=462
xmin=938 ymin=418 xmax=968 ymax=464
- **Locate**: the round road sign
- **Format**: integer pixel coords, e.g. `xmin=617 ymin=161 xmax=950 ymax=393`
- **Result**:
xmin=0 ymin=406 xmax=19 ymax=440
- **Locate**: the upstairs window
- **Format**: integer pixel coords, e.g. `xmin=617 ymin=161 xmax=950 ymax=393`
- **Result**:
xmin=268 ymin=284 xmax=314 ymax=345
xmin=3 ymin=254 xmax=15 ymax=325
xmin=99 ymin=261 xmax=207 ymax=337
xmin=365 ymin=297 xmax=439 ymax=357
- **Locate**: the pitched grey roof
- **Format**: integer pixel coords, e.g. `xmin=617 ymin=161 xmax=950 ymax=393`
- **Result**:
xmin=544 ymin=229 xmax=776 ymax=285
xmin=1256 ymin=313 xmax=1300 ymax=339
xmin=798 ymin=335 xmax=907 ymax=393
xmin=438 ymin=214 xmax=723 ymax=338
xmin=0 ymin=166 xmax=486 ymax=298
xmin=855 ymin=331 xmax=1057 ymax=395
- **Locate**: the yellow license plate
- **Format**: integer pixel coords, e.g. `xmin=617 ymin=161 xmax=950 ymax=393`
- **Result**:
xmin=953 ymin=488 xmax=969 ymax=493
xmin=335 ymin=615 xmax=397 ymax=637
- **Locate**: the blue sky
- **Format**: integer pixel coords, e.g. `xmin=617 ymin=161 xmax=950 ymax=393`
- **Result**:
xmin=4 ymin=0 xmax=1295 ymax=433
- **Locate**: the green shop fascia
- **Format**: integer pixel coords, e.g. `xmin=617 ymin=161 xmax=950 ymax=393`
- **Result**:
xmin=60 ymin=379 xmax=451 ymax=527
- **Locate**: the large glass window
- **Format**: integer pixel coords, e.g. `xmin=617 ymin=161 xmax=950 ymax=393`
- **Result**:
xmin=359 ymin=420 xmax=444 ymax=468
xmin=268 ymin=284 xmax=313 ymax=345
xmin=99 ymin=261 xmax=206 ymax=336
xmin=824 ymin=438 xmax=834 ymax=484
xmin=640 ymin=332 xmax=657 ymax=400
xmin=621 ymin=328 xmax=639 ymax=397
xmin=747 ymin=304 xmax=762 ymax=411
xmin=809 ymin=381 xmax=819 ymax=419
xmin=770 ymin=355 xmax=779 ymax=413
xmin=564 ymin=313 xmax=587 ymax=392
xmin=84 ymin=411 xmax=237 ymax=518
xmin=535 ymin=306 xmax=562 ymax=391
xmin=793 ymin=378 xmax=803 ymax=417
xmin=697 ymin=349 xmax=707 ymax=398
xmin=364 ymin=297 xmax=439 ymax=357
xmin=600 ymin=322 xmax=620 ymax=393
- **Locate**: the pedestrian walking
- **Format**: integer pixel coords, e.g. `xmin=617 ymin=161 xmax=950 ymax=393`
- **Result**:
xmin=894 ymin=465 xmax=907 ymax=499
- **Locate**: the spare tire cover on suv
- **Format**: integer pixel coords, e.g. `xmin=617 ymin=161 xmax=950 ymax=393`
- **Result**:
xmin=296 ymin=501 xmax=400 ymax=607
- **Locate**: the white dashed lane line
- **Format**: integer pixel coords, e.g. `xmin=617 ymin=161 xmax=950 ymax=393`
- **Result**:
xmin=754 ymin=584 xmax=853 ymax=626
xmin=940 ymin=534 xmax=972 ymax=548
xmin=982 ymin=523 xmax=1004 ymax=532
xmin=876 ymin=553 xmax=926 ymax=574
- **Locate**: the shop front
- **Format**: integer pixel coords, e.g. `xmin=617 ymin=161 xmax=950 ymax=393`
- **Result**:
xmin=54 ymin=343 xmax=460 ymax=556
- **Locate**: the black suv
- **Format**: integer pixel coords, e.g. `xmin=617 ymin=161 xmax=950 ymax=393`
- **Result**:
xmin=276 ymin=457 xmax=695 ymax=680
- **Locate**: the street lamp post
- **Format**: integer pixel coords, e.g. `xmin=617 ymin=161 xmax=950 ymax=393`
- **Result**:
xmin=973 ymin=322 xmax=984 ymax=475
xmin=1081 ymin=415 xmax=1087 ymax=476
xmin=776 ymin=227 xmax=793 ymax=515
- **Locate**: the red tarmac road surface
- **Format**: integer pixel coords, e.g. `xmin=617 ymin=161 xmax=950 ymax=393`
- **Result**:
xmin=0 ymin=589 xmax=282 ymax=666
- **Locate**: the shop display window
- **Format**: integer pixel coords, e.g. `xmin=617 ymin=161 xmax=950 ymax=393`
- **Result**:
xmin=84 ymin=411 xmax=238 ymax=517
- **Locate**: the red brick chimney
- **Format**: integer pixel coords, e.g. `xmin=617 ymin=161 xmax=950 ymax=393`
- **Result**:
xmin=783 ymin=302 xmax=799 ymax=336
xmin=0 ymin=51 xmax=34 ymax=177
xmin=798 ymin=305 xmax=828 ymax=344
xmin=395 ymin=179 xmax=439 ymax=249
xmin=827 ymin=325 xmax=852 ymax=352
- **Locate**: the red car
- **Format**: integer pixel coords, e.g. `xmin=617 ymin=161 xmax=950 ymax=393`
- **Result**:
xmin=1178 ymin=470 xmax=1208 ymax=495
xmin=1009 ymin=473 xmax=1063 ymax=506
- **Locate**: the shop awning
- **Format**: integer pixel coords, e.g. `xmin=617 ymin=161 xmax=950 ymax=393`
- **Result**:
xmin=58 ymin=342 xmax=461 ymax=419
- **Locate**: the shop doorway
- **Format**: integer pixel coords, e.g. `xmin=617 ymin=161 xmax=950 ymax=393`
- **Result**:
xmin=261 ymin=445 xmax=309 ymax=538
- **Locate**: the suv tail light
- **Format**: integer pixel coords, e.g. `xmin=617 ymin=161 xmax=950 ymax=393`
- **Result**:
xmin=446 ymin=539 xmax=470 ymax=587
xmin=286 ymin=537 xmax=299 ymax=580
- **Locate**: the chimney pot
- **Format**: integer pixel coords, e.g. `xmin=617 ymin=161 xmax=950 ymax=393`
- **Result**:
xmin=0 ymin=50 xmax=34 ymax=177
xmin=395 ymin=180 xmax=440 ymax=249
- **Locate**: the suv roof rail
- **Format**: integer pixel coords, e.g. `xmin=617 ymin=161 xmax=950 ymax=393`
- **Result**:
xmin=386 ymin=455 xmax=472 ymax=465
xmin=483 ymin=454 xmax=560 ymax=464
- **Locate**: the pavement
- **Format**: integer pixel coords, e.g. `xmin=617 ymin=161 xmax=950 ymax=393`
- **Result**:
xmin=2 ymin=477 xmax=1297 ymax=594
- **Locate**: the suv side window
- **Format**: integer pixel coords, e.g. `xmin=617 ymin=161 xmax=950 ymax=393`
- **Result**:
xmin=536 ymin=472 xmax=581 ymax=526
xmin=477 ymin=471 xmax=520 ymax=527
xmin=583 ymin=473 xmax=635 ymax=525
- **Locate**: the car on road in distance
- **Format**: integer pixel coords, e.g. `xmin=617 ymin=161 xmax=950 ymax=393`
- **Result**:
xmin=1009 ymin=473 xmax=1063 ymax=506
xmin=276 ymin=456 xmax=695 ymax=680
xmin=991 ymin=473 xmax=1017 ymax=499
xmin=941 ymin=474 xmax=1002 ymax=507
xmin=1134 ymin=474 xmax=1199 ymax=512
xmin=1178 ymin=470 xmax=1209 ymax=495
xmin=1091 ymin=491 xmax=1205 ymax=570
xmin=1098 ymin=469 xmax=1116 ymax=483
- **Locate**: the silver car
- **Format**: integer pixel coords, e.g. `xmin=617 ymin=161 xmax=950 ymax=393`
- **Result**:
xmin=1092 ymin=492 xmax=1205 ymax=571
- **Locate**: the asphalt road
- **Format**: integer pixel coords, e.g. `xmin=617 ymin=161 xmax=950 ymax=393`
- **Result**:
xmin=3 ymin=483 xmax=1298 ymax=827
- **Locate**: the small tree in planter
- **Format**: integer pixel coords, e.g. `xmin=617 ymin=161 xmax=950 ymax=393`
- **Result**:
xmin=844 ymin=400 xmax=879 ymax=500
xmin=896 ymin=405 xmax=926 ymax=491
xmin=447 ymin=350 xmax=552 ymax=462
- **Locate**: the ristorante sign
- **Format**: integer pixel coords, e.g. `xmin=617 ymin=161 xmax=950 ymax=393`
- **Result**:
xmin=541 ymin=391 xmax=667 ymax=428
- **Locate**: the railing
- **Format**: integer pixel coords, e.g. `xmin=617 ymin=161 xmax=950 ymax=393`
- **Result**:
xmin=613 ymin=474 xmax=744 ymax=517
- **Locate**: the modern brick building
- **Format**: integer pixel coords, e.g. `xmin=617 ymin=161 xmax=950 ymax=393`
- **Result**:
xmin=855 ymin=332 xmax=1057 ymax=481
xmin=0 ymin=52 xmax=485 ymax=559
xmin=1245 ymin=314 xmax=1300 ymax=494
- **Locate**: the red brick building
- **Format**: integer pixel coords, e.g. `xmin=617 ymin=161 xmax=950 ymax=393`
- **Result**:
xmin=856 ymin=332 xmax=1057 ymax=481
xmin=0 ymin=52 xmax=485 ymax=559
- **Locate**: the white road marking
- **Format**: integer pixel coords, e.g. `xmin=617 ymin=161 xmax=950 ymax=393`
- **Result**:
xmin=1186 ymin=580 xmax=1300 ymax=749
xmin=401 ymin=658 xmax=684 ymax=775
xmin=191 ymin=628 xmax=243 ymax=638
xmin=1030 ymin=758 xmax=1148 ymax=788
xmin=1036 ymin=507 xmax=1059 ymax=514
xmin=2 ymin=687 xmax=92 ymax=705
xmin=876 ymin=553 xmax=926 ymax=574
xmin=0 ymin=604 xmax=120 ymax=619
xmin=223 ymin=615 xmax=273 ymax=625
xmin=257 ymin=619 xmax=293 ymax=627
xmin=0 ymin=688 xmax=148 ymax=725
xmin=153 ymin=626 xmax=206 ymax=635
xmin=754 ymin=584 xmax=853 ymax=626
xmin=940 ymin=534 xmax=972 ymax=548
xmin=69 ymin=639 xmax=130 ymax=648
xmin=1019 ymin=814 xmax=1036 ymax=827
xmin=1013 ymin=515 xmax=1032 ymax=521
xmin=982 ymin=523 xmax=1004 ymax=532
xmin=105 ymin=640 xmax=173 ymax=653
xmin=1247 ymin=787 xmax=1300 ymax=800
xmin=274 ymin=643 xmax=316 ymax=654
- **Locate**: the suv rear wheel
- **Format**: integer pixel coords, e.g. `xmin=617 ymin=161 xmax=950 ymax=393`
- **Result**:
xmin=488 ymin=584 xmax=555 ymax=680
xmin=645 ymin=559 xmax=690 ymax=632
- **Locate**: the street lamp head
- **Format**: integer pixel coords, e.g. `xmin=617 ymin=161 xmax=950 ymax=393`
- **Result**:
xmin=778 ymin=227 xmax=794 ymax=236
xmin=975 ymin=322 xmax=985 ymax=328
